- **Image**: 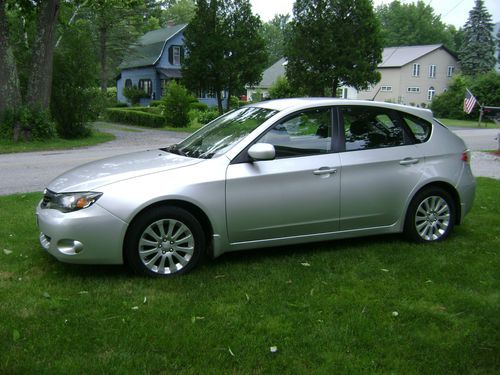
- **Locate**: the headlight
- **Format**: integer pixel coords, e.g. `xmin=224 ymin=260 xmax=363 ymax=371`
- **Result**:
xmin=41 ymin=190 xmax=103 ymax=213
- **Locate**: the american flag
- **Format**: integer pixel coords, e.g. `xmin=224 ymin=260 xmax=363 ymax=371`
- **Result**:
xmin=463 ymin=89 xmax=477 ymax=114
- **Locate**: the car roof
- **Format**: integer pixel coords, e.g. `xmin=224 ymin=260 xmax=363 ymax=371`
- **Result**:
xmin=250 ymin=98 xmax=434 ymax=122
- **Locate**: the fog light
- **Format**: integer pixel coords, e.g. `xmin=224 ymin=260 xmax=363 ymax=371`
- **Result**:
xmin=57 ymin=239 xmax=84 ymax=255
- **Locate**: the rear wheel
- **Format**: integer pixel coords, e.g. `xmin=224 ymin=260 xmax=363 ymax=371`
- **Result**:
xmin=125 ymin=206 xmax=205 ymax=277
xmin=405 ymin=187 xmax=455 ymax=243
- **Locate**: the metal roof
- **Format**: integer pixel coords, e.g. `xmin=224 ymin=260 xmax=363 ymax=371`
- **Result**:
xmin=379 ymin=44 xmax=446 ymax=68
xmin=119 ymin=24 xmax=187 ymax=70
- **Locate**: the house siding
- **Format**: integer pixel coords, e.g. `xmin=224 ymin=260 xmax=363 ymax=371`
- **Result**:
xmin=358 ymin=47 xmax=458 ymax=106
xmin=117 ymin=67 xmax=158 ymax=104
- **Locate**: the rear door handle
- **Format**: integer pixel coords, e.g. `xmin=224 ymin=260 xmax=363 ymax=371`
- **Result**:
xmin=313 ymin=167 xmax=337 ymax=175
xmin=399 ymin=158 xmax=419 ymax=166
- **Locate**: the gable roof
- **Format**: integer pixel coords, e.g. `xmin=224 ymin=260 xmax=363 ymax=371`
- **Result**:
xmin=379 ymin=44 xmax=455 ymax=68
xmin=119 ymin=23 xmax=187 ymax=70
xmin=255 ymin=58 xmax=287 ymax=88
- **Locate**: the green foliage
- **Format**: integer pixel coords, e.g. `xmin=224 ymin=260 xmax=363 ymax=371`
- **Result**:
xmin=229 ymin=95 xmax=240 ymax=108
xmin=376 ymin=1 xmax=456 ymax=49
xmin=161 ymin=81 xmax=195 ymax=128
xmin=105 ymin=108 xmax=165 ymax=128
xmin=286 ymin=0 xmax=383 ymax=96
xmin=149 ymin=100 xmax=163 ymax=107
xmin=190 ymin=102 xmax=209 ymax=111
xmin=183 ymin=0 xmax=267 ymax=113
xmin=0 ymin=106 xmax=57 ymax=141
xmin=431 ymin=72 xmax=500 ymax=119
xmin=51 ymin=19 xmax=101 ymax=139
xmin=163 ymin=0 xmax=196 ymax=24
xmin=123 ymin=86 xmax=149 ymax=106
xmin=260 ymin=14 xmax=290 ymax=66
xmin=196 ymin=108 xmax=219 ymax=125
xmin=113 ymin=102 xmax=129 ymax=108
xmin=459 ymin=0 xmax=496 ymax=75
xmin=268 ymin=76 xmax=300 ymax=99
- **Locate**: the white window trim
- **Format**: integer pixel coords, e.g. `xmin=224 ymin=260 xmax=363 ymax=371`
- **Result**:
xmin=447 ymin=66 xmax=454 ymax=77
xmin=407 ymin=87 xmax=420 ymax=93
xmin=380 ymin=86 xmax=393 ymax=92
xmin=427 ymin=87 xmax=436 ymax=101
xmin=428 ymin=65 xmax=436 ymax=78
xmin=173 ymin=46 xmax=181 ymax=65
xmin=412 ymin=63 xmax=420 ymax=77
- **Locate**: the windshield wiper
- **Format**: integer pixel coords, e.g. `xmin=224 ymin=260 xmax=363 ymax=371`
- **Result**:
xmin=161 ymin=144 xmax=186 ymax=156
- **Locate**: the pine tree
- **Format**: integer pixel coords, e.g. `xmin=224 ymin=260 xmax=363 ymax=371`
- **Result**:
xmin=459 ymin=0 xmax=495 ymax=75
xmin=285 ymin=0 xmax=382 ymax=97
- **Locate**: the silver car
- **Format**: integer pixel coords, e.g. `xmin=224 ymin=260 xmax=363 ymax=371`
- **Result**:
xmin=36 ymin=99 xmax=476 ymax=277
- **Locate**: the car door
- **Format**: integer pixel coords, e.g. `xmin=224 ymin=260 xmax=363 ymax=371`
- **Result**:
xmin=337 ymin=105 xmax=425 ymax=231
xmin=225 ymin=107 xmax=341 ymax=244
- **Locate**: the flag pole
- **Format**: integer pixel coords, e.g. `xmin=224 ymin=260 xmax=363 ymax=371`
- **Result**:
xmin=478 ymin=105 xmax=483 ymax=127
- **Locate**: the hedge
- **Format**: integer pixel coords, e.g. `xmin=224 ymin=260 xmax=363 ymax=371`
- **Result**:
xmin=104 ymin=108 xmax=165 ymax=128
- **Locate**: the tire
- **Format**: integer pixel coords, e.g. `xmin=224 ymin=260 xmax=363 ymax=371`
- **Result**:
xmin=124 ymin=206 xmax=205 ymax=277
xmin=404 ymin=187 xmax=455 ymax=243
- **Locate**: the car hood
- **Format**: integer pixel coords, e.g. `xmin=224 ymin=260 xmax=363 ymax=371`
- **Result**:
xmin=47 ymin=149 xmax=202 ymax=192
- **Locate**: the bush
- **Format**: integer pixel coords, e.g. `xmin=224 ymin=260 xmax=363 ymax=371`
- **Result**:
xmin=269 ymin=76 xmax=299 ymax=99
xmin=229 ymin=96 xmax=239 ymax=109
xmin=0 ymin=106 xmax=57 ymax=141
xmin=197 ymin=109 xmax=219 ymax=125
xmin=113 ymin=102 xmax=129 ymax=108
xmin=190 ymin=102 xmax=209 ymax=112
xmin=104 ymin=108 xmax=165 ymax=128
xmin=149 ymin=100 xmax=163 ymax=107
xmin=161 ymin=81 xmax=195 ymax=128
xmin=123 ymin=86 xmax=149 ymax=105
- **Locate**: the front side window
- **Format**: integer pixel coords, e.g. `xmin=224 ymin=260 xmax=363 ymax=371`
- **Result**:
xmin=258 ymin=108 xmax=332 ymax=158
xmin=138 ymin=79 xmax=152 ymax=96
xmin=341 ymin=106 xmax=406 ymax=151
xmin=170 ymin=107 xmax=278 ymax=159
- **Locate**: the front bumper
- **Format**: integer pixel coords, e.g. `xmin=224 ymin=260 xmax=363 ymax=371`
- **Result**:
xmin=36 ymin=201 xmax=127 ymax=265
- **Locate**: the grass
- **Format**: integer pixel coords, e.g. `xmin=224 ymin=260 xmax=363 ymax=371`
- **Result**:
xmin=0 ymin=178 xmax=498 ymax=374
xmin=437 ymin=118 xmax=498 ymax=128
xmin=0 ymin=131 xmax=115 ymax=154
xmin=99 ymin=120 xmax=202 ymax=134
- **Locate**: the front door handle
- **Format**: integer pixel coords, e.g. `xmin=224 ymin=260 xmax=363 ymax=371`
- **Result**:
xmin=313 ymin=167 xmax=337 ymax=176
xmin=399 ymin=158 xmax=419 ymax=166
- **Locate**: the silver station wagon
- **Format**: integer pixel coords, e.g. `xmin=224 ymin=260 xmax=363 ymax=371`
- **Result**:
xmin=36 ymin=99 xmax=476 ymax=277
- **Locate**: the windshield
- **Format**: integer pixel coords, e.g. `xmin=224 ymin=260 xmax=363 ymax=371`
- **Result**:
xmin=166 ymin=107 xmax=278 ymax=159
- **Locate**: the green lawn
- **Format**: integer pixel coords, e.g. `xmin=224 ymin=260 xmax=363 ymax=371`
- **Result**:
xmin=0 ymin=178 xmax=498 ymax=374
xmin=437 ymin=118 xmax=498 ymax=128
xmin=0 ymin=130 xmax=115 ymax=154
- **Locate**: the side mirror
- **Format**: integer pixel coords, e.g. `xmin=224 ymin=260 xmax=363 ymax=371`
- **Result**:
xmin=247 ymin=143 xmax=275 ymax=161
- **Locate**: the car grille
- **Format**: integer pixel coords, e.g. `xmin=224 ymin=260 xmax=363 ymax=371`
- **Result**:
xmin=41 ymin=189 xmax=56 ymax=208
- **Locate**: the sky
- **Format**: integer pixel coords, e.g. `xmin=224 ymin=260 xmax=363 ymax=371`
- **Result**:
xmin=249 ymin=0 xmax=500 ymax=28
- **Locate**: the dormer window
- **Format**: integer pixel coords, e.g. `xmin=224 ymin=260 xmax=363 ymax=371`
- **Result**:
xmin=173 ymin=46 xmax=181 ymax=65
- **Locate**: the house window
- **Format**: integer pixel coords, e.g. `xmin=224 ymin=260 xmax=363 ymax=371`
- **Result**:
xmin=447 ymin=66 xmax=454 ymax=77
xmin=427 ymin=87 xmax=436 ymax=101
xmin=173 ymin=46 xmax=181 ymax=65
xmin=380 ymin=86 xmax=392 ymax=92
xmin=412 ymin=63 xmax=420 ymax=77
xmin=125 ymin=79 xmax=132 ymax=88
xmin=407 ymin=87 xmax=420 ymax=93
xmin=336 ymin=87 xmax=348 ymax=98
xmin=428 ymin=65 xmax=436 ymax=78
xmin=138 ymin=79 xmax=152 ymax=96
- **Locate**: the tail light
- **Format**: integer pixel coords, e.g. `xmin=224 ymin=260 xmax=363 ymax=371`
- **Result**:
xmin=461 ymin=149 xmax=471 ymax=164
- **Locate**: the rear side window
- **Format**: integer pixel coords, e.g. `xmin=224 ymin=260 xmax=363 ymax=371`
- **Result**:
xmin=402 ymin=114 xmax=432 ymax=143
xmin=341 ymin=106 xmax=406 ymax=151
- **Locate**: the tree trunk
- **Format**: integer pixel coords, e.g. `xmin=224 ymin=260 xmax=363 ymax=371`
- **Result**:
xmin=0 ymin=0 xmax=22 ymax=141
xmin=25 ymin=0 xmax=60 ymax=112
xmin=331 ymin=78 xmax=339 ymax=98
xmin=216 ymin=90 xmax=223 ymax=115
xmin=99 ymin=26 xmax=108 ymax=93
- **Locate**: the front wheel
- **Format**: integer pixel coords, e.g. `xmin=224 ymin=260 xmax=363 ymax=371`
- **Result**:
xmin=404 ymin=187 xmax=455 ymax=243
xmin=125 ymin=206 xmax=205 ymax=277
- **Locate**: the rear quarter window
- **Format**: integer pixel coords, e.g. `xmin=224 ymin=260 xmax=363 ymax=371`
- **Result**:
xmin=401 ymin=114 xmax=432 ymax=143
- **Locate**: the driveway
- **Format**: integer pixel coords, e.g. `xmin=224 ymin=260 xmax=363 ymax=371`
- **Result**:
xmin=0 ymin=123 xmax=498 ymax=196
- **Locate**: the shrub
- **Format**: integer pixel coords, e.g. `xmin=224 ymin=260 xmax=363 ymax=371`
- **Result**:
xmin=197 ymin=108 xmax=219 ymax=125
xmin=0 ymin=106 xmax=57 ymax=141
xmin=161 ymin=81 xmax=195 ymax=128
xmin=149 ymin=100 xmax=163 ymax=107
xmin=113 ymin=102 xmax=129 ymax=108
xmin=229 ymin=96 xmax=239 ymax=109
xmin=190 ymin=102 xmax=209 ymax=112
xmin=123 ymin=86 xmax=149 ymax=105
xmin=104 ymin=108 xmax=165 ymax=128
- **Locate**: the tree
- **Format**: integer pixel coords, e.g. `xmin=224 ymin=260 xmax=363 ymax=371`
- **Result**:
xmin=268 ymin=76 xmax=301 ymax=99
xmin=0 ymin=0 xmax=60 ymax=141
xmin=376 ymin=1 xmax=455 ymax=49
xmin=182 ymin=0 xmax=267 ymax=114
xmin=459 ymin=0 xmax=496 ymax=76
xmin=285 ymin=0 xmax=382 ymax=97
xmin=163 ymin=0 xmax=196 ymax=24
xmin=260 ymin=14 xmax=290 ymax=66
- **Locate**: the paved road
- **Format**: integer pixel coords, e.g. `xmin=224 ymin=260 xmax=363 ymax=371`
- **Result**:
xmin=0 ymin=124 xmax=498 ymax=196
